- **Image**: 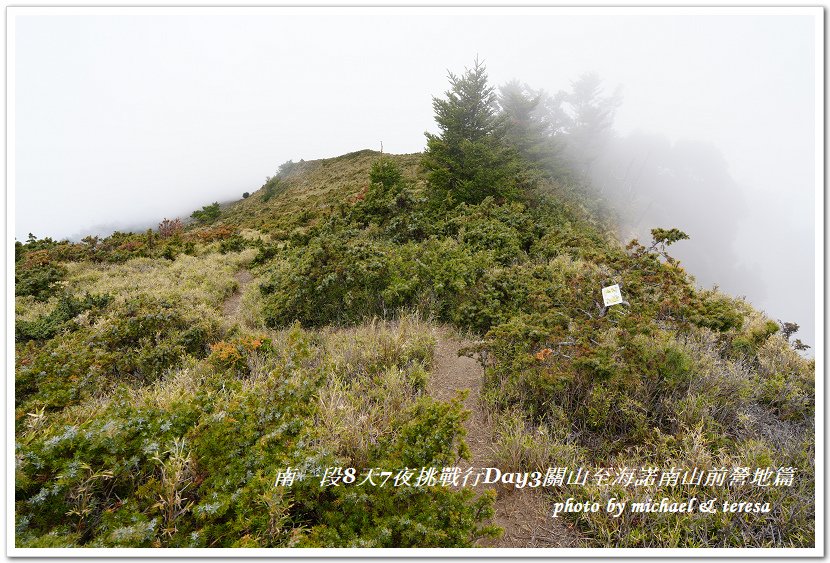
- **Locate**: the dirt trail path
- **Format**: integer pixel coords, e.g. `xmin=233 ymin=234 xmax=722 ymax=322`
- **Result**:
xmin=427 ymin=327 xmax=578 ymax=548
xmin=222 ymin=270 xmax=254 ymax=320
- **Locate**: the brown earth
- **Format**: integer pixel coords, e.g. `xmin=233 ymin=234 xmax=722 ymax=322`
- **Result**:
xmin=427 ymin=327 xmax=579 ymax=548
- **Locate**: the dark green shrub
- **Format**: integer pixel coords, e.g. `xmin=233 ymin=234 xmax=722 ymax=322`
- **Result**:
xmin=15 ymin=263 xmax=66 ymax=301
xmin=191 ymin=203 xmax=221 ymax=224
xmin=218 ymin=235 xmax=248 ymax=254
xmin=261 ymin=178 xmax=282 ymax=203
xmin=689 ymin=292 xmax=744 ymax=332
xmin=261 ymin=234 xmax=393 ymax=327
xmin=16 ymin=293 xmax=111 ymax=342
xmin=16 ymin=295 xmax=221 ymax=410
xmin=294 ymin=396 xmax=496 ymax=547
xmin=350 ymin=160 xmax=430 ymax=243
xmin=15 ymin=242 xmax=68 ymax=301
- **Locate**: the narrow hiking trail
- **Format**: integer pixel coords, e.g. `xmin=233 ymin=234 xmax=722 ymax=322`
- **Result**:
xmin=427 ymin=328 xmax=578 ymax=548
xmin=220 ymin=279 xmax=577 ymax=546
xmin=222 ymin=270 xmax=254 ymax=320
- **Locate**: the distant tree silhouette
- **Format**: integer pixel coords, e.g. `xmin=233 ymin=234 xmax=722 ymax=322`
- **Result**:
xmin=499 ymin=80 xmax=567 ymax=175
xmin=563 ymin=72 xmax=621 ymax=175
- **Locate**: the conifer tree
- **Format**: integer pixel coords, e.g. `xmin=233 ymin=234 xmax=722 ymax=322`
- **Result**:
xmin=499 ymin=80 xmax=545 ymax=159
xmin=563 ymin=72 xmax=621 ymax=175
xmin=423 ymin=59 xmax=523 ymax=207
xmin=499 ymin=80 xmax=569 ymax=176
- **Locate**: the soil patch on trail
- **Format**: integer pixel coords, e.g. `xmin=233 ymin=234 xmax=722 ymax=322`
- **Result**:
xmin=427 ymin=327 xmax=579 ymax=548
xmin=222 ymin=270 xmax=254 ymax=319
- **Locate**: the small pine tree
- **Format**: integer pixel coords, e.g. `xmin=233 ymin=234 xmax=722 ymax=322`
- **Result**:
xmin=779 ymin=320 xmax=800 ymax=342
xmin=646 ymin=227 xmax=689 ymax=265
xmin=423 ymin=59 xmax=524 ymax=207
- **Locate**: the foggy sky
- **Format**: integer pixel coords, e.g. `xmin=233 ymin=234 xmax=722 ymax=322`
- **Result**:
xmin=12 ymin=9 xmax=819 ymax=349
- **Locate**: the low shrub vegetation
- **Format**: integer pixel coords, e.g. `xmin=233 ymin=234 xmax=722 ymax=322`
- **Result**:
xmin=14 ymin=61 xmax=813 ymax=548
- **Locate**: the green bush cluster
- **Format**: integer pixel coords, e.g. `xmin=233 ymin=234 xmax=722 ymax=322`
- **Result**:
xmin=349 ymin=159 xmax=430 ymax=243
xmin=16 ymin=295 xmax=221 ymax=412
xmin=261 ymin=177 xmax=283 ymax=203
xmin=16 ymin=292 xmax=111 ymax=342
xmin=258 ymin=169 xmax=584 ymax=330
xmin=16 ymin=323 xmax=495 ymax=547
xmin=191 ymin=203 xmax=221 ymax=224
xmin=732 ymin=319 xmax=780 ymax=359
xmin=14 ymin=220 xmax=250 ymax=280
xmin=15 ymin=229 xmax=201 ymax=271
xmin=15 ymin=262 xmax=66 ymax=302
xmin=15 ymin=237 xmax=68 ymax=301
xmin=688 ymin=291 xmax=744 ymax=332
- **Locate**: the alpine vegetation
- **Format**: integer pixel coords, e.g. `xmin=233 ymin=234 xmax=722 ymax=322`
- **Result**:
xmin=15 ymin=60 xmax=814 ymax=549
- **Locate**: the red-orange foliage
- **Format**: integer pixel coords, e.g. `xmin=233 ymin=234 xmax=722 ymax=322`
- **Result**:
xmin=158 ymin=218 xmax=184 ymax=238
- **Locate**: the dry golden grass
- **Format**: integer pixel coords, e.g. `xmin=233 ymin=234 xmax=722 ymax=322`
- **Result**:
xmin=62 ymin=250 xmax=255 ymax=311
xmin=490 ymin=408 xmax=581 ymax=473
xmin=239 ymin=228 xmax=271 ymax=242
xmin=15 ymin=295 xmax=55 ymax=324
xmin=237 ymin=271 xmax=270 ymax=331
xmin=312 ymin=314 xmax=435 ymax=466
xmin=221 ymin=151 xmax=424 ymax=234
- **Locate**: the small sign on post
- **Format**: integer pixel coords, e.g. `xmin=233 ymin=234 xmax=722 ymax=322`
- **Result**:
xmin=602 ymin=284 xmax=623 ymax=307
